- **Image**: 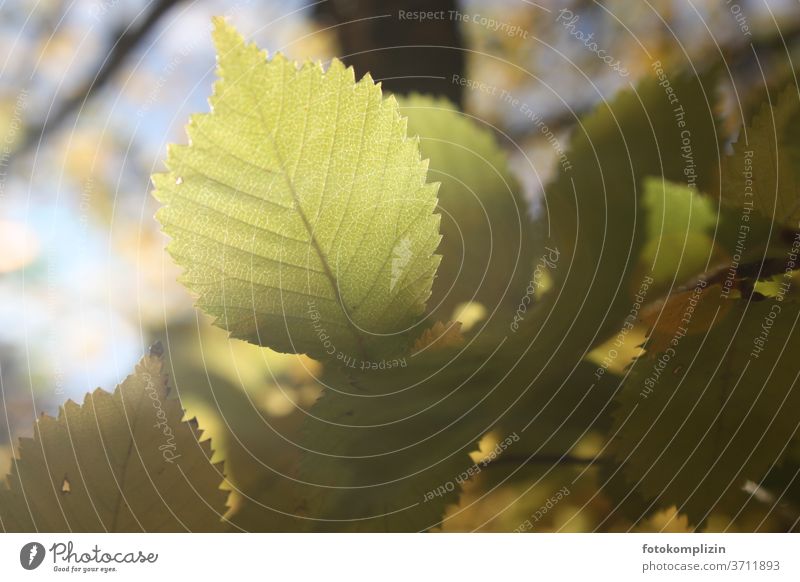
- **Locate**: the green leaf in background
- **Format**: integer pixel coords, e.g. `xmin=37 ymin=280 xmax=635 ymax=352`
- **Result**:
xmin=722 ymin=86 xmax=800 ymax=227
xmin=291 ymin=342 xmax=507 ymax=532
xmin=290 ymin=331 xmax=622 ymax=532
xmin=153 ymin=19 xmax=441 ymax=360
xmin=0 ymin=347 xmax=227 ymax=532
xmin=611 ymin=301 xmax=800 ymax=525
xmin=399 ymin=94 xmax=534 ymax=323
xmin=283 ymin=73 xmax=726 ymax=533
xmin=638 ymin=177 xmax=718 ymax=291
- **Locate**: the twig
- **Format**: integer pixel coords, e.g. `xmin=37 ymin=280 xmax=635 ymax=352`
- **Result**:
xmin=486 ymin=453 xmax=608 ymax=468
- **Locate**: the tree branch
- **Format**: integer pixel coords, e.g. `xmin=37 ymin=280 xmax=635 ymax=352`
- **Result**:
xmin=13 ymin=0 xmax=180 ymax=158
xmin=314 ymin=0 xmax=466 ymax=106
xmin=486 ymin=453 xmax=608 ymax=468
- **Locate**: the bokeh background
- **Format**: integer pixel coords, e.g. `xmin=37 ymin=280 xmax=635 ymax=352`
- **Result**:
xmin=2 ymin=0 xmax=800 ymax=531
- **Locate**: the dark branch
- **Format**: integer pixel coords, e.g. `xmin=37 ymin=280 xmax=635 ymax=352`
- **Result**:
xmin=314 ymin=0 xmax=466 ymax=106
xmin=487 ymin=453 xmax=608 ymax=468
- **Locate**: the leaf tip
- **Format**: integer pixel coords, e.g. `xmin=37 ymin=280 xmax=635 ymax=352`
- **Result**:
xmin=210 ymin=16 xmax=256 ymax=61
xmin=211 ymin=15 xmax=237 ymax=43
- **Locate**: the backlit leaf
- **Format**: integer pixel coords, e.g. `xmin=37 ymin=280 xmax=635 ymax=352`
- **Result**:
xmin=153 ymin=19 xmax=441 ymax=360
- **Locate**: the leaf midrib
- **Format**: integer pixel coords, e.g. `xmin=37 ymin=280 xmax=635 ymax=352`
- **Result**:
xmin=244 ymin=65 xmax=368 ymax=359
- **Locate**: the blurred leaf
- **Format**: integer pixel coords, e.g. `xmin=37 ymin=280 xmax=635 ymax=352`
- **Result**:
xmin=611 ymin=301 xmax=800 ymax=525
xmin=722 ymin=86 xmax=800 ymax=227
xmin=292 ymin=344 xmax=613 ymax=531
xmin=533 ymin=70 xmax=721 ymax=349
xmin=638 ymin=177 xmax=718 ymax=290
xmin=292 ymin=353 xmax=481 ymax=531
xmin=153 ymin=19 xmax=441 ymax=359
xmin=754 ymin=271 xmax=800 ymax=302
xmin=399 ymin=94 xmax=534 ymax=321
xmin=491 ymin=361 xmax=618 ymax=485
xmin=640 ymin=283 xmax=733 ymax=353
xmin=644 ymin=178 xmax=717 ymax=238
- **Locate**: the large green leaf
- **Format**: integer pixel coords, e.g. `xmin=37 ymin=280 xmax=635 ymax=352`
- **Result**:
xmin=153 ymin=19 xmax=441 ymax=360
xmin=0 ymin=347 xmax=227 ymax=532
xmin=399 ymin=94 xmax=534 ymax=322
xmin=610 ymin=301 xmax=800 ymax=524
